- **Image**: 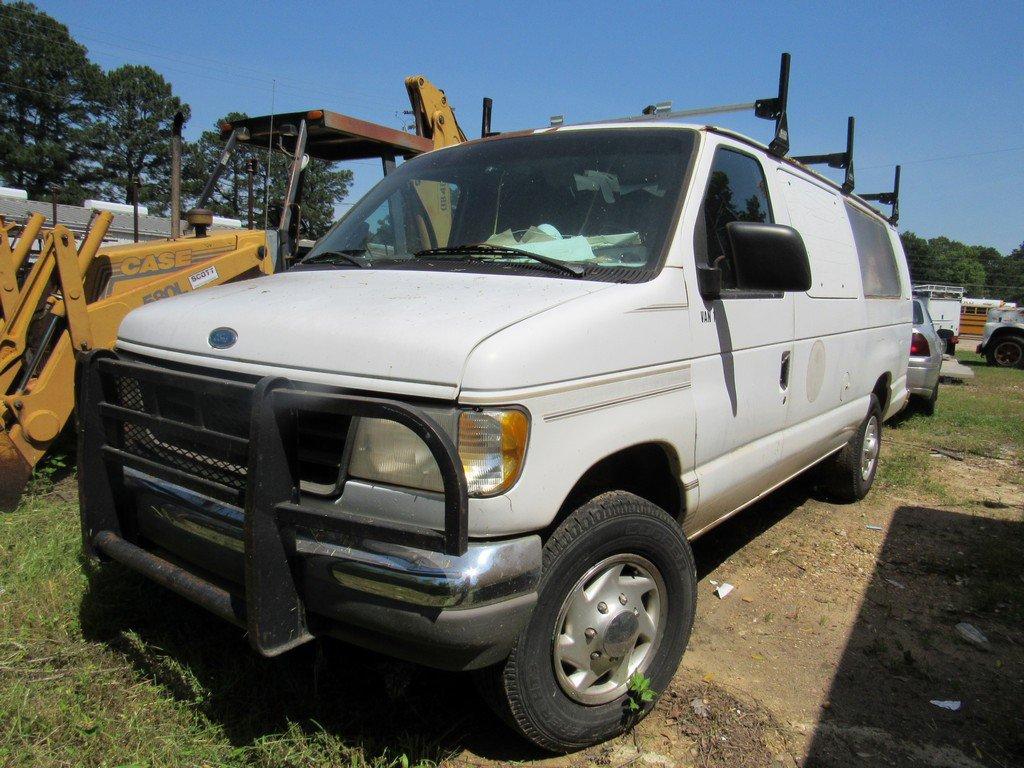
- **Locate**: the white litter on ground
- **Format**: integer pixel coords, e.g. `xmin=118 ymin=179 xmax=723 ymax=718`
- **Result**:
xmin=955 ymin=622 xmax=990 ymax=648
xmin=714 ymin=583 xmax=735 ymax=599
xmin=929 ymin=700 xmax=962 ymax=711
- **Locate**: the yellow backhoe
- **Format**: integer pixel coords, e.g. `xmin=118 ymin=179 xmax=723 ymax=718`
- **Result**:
xmin=0 ymin=75 xmax=471 ymax=505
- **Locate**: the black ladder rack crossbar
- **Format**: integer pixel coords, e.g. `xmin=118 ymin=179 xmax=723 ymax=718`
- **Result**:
xmin=860 ymin=164 xmax=902 ymax=225
xmin=605 ymin=53 xmax=793 ymax=156
xmin=793 ymin=115 xmax=856 ymax=193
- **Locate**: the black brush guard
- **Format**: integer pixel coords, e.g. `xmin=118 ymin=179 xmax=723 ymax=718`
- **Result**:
xmin=77 ymin=350 xmax=468 ymax=657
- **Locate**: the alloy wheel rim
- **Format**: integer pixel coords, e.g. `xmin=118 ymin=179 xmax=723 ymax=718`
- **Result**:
xmin=861 ymin=415 xmax=880 ymax=482
xmin=552 ymin=553 xmax=666 ymax=705
xmin=994 ymin=341 xmax=1022 ymax=367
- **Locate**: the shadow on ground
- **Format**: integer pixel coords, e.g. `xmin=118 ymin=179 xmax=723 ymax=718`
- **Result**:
xmin=78 ymin=558 xmax=543 ymax=763
xmin=803 ymin=505 xmax=1024 ymax=767
xmin=74 ymin=474 xmax=816 ymax=764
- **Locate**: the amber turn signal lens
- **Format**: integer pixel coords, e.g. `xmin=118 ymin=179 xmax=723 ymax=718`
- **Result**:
xmin=458 ymin=410 xmax=529 ymax=496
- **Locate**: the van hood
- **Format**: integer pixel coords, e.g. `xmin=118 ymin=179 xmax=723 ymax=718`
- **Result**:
xmin=117 ymin=268 xmax=607 ymax=393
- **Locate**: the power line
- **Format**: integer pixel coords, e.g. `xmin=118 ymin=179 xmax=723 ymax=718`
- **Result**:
xmin=0 ymin=8 xmax=404 ymax=108
xmin=0 ymin=78 xmax=74 ymax=100
xmin=4 ymin=4 xmax=400 ymax=105
xmin=0 ymin=16 xmax=405 ymax=117
xmin=860 ymin=146 xmax=1024 ymax=171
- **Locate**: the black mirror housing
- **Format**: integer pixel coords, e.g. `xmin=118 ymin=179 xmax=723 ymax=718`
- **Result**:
xmin=726 ymin=221 xmax=811 ymax=293
xmin=696 ymin=266 xmax=723 ymax=300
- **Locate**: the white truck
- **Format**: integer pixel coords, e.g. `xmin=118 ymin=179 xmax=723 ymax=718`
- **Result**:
xmin=913 ymin=284 xmax=964 ymax=354
xmin=78 ymin=92 xmax=911 ymax=751
xmin=977 ymin=305 xmax=1024 ymax=367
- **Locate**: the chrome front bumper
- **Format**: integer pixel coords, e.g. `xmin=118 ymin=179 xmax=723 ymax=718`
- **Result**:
xmin=120 ymin=469 xmax=542 ymax=669
xmin=127 ymin=469 xmax=542 ymax=609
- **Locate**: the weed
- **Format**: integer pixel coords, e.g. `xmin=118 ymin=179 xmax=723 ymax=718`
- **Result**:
xmin=626 ymin=671 xmax=656 ymax=713
xmin=24 ymin=452 xmax=67 ymax=497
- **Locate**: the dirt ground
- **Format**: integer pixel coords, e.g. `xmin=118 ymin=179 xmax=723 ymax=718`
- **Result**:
xmin=454 ymin=449 xmax=1024 ymax=768
xmin=3 ymin=359 xmax=1022 ymax=768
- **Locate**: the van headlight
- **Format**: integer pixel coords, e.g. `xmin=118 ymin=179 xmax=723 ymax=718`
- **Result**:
xmin=347 ymin=408 xmax=529 ymax=497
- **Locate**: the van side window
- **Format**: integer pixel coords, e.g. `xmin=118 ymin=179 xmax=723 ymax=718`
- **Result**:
xmin=694 ymin=148 xmax=773 ymax=290
xmin=846 ymin=203 xmax=901 ymax=297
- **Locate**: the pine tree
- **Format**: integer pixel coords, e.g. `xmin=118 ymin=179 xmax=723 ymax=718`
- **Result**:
xmin=86 ymin=64 xmax=190 ymax=213
xmin=0 ymin=1 xmax=103 ymax=201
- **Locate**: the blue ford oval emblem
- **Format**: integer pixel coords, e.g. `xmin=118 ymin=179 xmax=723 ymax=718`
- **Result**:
xmin=208 ymin=327 xmax=237 ymax=349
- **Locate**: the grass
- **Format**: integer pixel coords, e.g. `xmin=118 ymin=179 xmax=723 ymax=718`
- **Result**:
xmin=1 ymin=352 xmax=1022 ymax=767
xmin=888 ymin=350 xmax=1024 ymax=460
xmin=0 ymin=479 xmax=469 ymax=768
xmin=878 ymin=350 xmax=1024 ymax=502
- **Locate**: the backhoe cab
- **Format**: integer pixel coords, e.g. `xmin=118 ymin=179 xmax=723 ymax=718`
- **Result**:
xmin=0 ymin=76 xmax=468 ymax=507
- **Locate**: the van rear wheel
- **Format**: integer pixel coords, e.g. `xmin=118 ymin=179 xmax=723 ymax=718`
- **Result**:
xmin=819 ymin=395 xmax=882 ymax=503
xmin=476 ymin=491 xmax=696 ymax=753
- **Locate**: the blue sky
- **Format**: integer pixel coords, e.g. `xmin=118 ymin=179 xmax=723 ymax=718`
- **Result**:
xmin=36 ymin=0 xmax=1024 ymax=253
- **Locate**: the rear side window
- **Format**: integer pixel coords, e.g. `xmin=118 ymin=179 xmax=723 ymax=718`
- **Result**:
xmin=695 ymin=148 xmax=773 ymax=290
xmin=846 ymin=203 xmax=901 ymax=297
xmin=913 ymin=300 xmax=924 ymax=324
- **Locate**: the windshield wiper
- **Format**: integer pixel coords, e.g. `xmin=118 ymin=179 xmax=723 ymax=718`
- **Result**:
xmin=302 ymin=249 xmax=370 ymax=268
xmin=415 ymin=244 xmax=585 ymax=277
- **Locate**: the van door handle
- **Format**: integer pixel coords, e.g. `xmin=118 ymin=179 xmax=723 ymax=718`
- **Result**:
xmin=780 ymin=351 xmax=791 ymax=391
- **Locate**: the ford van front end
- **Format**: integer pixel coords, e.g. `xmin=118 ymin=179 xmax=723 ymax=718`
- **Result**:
xmin=77 ymin=349 xmax=541 ymax=668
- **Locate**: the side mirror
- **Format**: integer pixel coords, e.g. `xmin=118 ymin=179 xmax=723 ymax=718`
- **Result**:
xmin=727 ymin=221 xmax=811 ymax=293
xmin=698 ymin=222 xmax=811 ymax=300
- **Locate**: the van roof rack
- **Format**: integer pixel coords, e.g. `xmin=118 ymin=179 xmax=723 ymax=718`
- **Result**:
xmin=793 ymin=115 xmax=856 ymax=193
xmin=636 ymin=52 xmax=791 ymax=156
xmin=860 ymin=164 xmax=901 ymax=225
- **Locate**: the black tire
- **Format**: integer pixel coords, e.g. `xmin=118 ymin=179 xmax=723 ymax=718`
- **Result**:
xmin=945 ymin=339 xmax=957 ymax=356
xmin=914 ymin=383 xmax=938 ymax=416
xmin=476 ymin=491 xmax=696 ymax=753
xmin=819 ymin=395 xmax=882 ymax=503
xmin=985 ymin=335 xmax=1024 ymax=369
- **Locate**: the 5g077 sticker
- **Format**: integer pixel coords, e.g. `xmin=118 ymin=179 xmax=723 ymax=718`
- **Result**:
xmin=188 ymin=266 xmax=219 ymax=290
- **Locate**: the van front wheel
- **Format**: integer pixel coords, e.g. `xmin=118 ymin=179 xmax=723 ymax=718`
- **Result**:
xmin=476 ymin=492 xmax=696 ymax=753
xmin=819 ymin=395 xmax=882 ymax=503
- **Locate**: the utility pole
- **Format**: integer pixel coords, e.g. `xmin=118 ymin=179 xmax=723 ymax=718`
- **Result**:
xmin=246 ymin=156 xmax=256 ymax=229
xmin=170 ymin=111 xmax=185 ymax=239
xmin=48 ymin=183 xmax=60 ymax=227
xmin=131 ymin=176 xmax=140 ymax=242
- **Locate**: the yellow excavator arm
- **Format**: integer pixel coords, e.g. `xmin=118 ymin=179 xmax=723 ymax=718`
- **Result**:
xmin=405 ymin=75 xmax=468 ymax=150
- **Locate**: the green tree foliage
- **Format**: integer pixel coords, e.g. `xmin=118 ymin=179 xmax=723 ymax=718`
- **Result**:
xmin=0 ymin=1 xmax=102 ymax=201
xmin=291 ymin=158 xmax=354 ymax=240
xmin=87 ymin=64 xmax=190 ymax=212
xmin=181 ymin=112 xmax=255 ymax=220
xmin=901 ymin=232 xmax=1024 ymax=303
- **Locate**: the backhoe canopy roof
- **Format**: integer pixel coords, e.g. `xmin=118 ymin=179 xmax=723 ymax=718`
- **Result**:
xmin=221 ymin=110 xmax=432 ymax=162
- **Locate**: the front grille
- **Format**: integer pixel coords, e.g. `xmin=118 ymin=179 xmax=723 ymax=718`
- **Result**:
xmin=112 ymin=371 xmax=252 ymax=501
xmin=109 ymin=358 xmax=351 ymax=503
xmin=296 ymin=410 xmax=349 ymax=494
xmin=81 ymin=352 xmax=470 ymax=558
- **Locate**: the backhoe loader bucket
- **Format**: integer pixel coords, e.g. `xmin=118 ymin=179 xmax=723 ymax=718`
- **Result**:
xmin=0 ymin=434 xmax=32 ymax=509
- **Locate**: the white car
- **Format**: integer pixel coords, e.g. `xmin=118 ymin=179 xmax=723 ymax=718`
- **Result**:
xmin=78 ymin=119 xmax=911 ymax=751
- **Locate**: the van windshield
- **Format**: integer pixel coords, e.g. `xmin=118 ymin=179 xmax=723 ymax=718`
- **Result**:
xmin=304 ymin=128 xmax=696 ymax=282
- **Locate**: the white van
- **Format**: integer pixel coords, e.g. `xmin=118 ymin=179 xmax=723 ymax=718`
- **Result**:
xmin=79 ymin=117 xmax=911 ymax=752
